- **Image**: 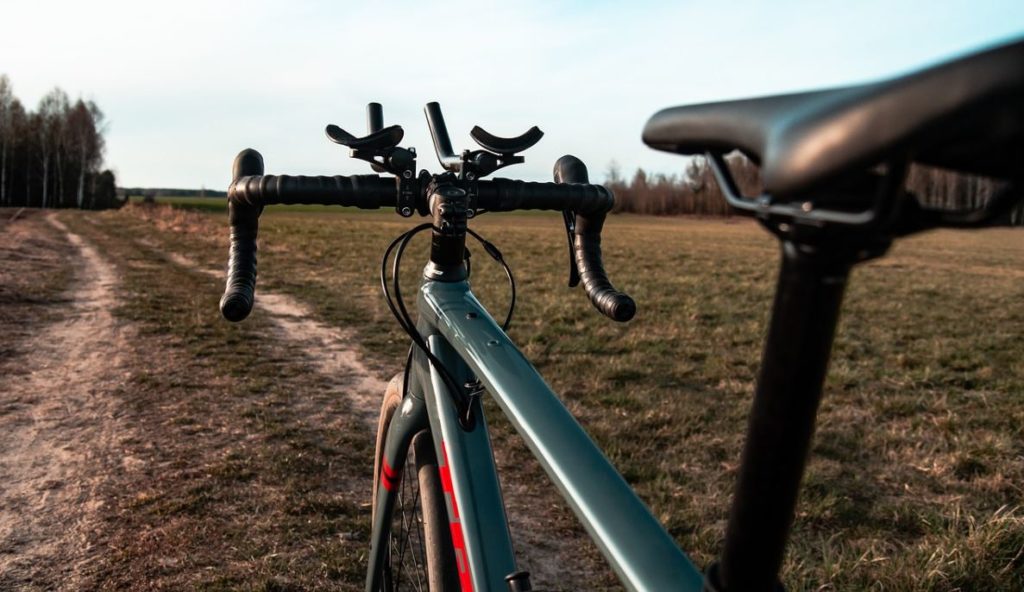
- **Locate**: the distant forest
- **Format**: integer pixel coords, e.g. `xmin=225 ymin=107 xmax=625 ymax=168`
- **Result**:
xmin=0 ymin=75 xmax=120 ymax=210
xmin=121 ymin=187 xmax=227 ymax=199
xmin=607 ymin=153 xmax=1022 ymax=225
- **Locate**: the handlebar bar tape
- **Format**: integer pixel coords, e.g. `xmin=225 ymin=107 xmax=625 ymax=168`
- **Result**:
xmin=553 ymin=155 xmax=636 ymax=322
xmin=220 ymin=148 xmax=632 ymax=323
xmin=227 ymin=173 xmax=396 ymax=208
xmin=476 ymin=178 xmax=614 ymax=215
xmin=220 ymin=149 xmax=397 ymax=322
xmin=220 ymin=149 xmax=265 ymax=322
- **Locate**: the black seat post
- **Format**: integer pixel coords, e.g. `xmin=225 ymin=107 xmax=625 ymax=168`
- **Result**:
xmin=708 ymin=238 xmax=881 ymax=592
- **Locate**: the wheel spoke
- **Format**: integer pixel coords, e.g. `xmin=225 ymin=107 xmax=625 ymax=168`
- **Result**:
xmin=389 ymin=449 xmax=430 ymax=591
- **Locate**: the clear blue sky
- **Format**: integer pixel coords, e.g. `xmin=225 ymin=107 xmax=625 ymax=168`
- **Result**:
xmin=2 ymin=1 xmax=1022 ymax=188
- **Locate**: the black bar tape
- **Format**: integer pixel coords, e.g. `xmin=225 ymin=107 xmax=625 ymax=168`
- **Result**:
xmin=228 ymin=173 xmax=396 ymax=208
xmin=572 ymin=226 xmax=636 ymax=321
xmin=220 ymin=149 xmax=265 ymax=322
xmin=554 ymin=155 xmax=636 ymax=322
xmin=220 ymin=149 xmax=397 ymax=322
xmin=476 ymin=178 xmax=614 ymax=215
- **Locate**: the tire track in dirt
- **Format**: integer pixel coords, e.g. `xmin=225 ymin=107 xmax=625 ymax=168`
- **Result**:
xmin=153 ymin=247 xmax=388 ymax=428
xmin=0 ymin=214 xmax=132 ymax=590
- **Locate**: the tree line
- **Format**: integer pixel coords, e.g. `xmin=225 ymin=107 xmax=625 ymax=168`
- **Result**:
xmin=606 ymin=153 xmax=1022 ymax=225
xmin=121 ymin=187 xmax=227 ymax=199
xmin=0 ymin=75 xmax=120 ymax=210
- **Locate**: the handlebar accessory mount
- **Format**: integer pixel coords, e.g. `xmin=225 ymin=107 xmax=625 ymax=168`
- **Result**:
xmin=220 ymin=102 xmax=636 ymax=326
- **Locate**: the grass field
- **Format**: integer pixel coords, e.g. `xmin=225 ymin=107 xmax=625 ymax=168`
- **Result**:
xmin=128 ymin=195 xmax=377 ymax=215
xmin=63 ymin=204 xmax=1024 ymax=589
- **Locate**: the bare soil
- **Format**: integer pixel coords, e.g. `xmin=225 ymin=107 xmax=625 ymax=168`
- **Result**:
xmin=0 ymin=212 xmax=130 ymax=589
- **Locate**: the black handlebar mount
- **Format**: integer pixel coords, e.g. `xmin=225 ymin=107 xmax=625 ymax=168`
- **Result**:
xmin=424 ymin=101 xmax=543 ymax=180
xmin=325 ymin=103 xmax=419 ymax=216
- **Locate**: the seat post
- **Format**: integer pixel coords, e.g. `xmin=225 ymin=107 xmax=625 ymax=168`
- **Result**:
xmin=707 ymin=238 xmax=873 ymax=592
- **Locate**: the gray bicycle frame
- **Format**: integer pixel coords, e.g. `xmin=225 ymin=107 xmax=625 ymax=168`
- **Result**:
xmin=366 ymin=276 xmax=704 ymax=592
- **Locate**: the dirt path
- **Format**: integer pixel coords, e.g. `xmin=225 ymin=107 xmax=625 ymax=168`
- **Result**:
xmin=0 ymin=208 xmax=602 ymax=589
xmin=157 ymin=247 xmax=388 ymax=427
xmin=0 ymin=214 xmax=132 ymax=589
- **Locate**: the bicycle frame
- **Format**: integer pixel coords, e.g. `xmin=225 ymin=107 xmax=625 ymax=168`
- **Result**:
xmin=367 ymin=277 xmax=705 ymax=592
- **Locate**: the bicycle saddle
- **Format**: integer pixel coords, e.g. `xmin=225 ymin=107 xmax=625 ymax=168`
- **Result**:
xmin=643 ymin=37 xmax=1024 ymax=199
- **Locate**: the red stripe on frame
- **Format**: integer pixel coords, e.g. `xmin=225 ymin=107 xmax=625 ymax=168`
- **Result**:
xmin=440 ymin=441 xmax=472 ymax=592
xmin=381 ymin=459 xmax=400 ymax=492
xmin=383 ymin=459 xmax=398 ymax=480
xmin=450 ymin=523 xmax=473 ymax=592
xmin=439 ymin=442 xmax=460 ymax=519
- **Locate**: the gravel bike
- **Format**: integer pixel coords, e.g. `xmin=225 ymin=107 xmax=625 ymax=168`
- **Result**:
xmin=219 ymin=36 xmax=1022 ymax=592
xmin=220 ymin=102 xmax=667 ymax=591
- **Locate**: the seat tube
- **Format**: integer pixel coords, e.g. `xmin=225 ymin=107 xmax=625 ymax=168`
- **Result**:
xmin=712 ymin=240 xmax=853 ymax=592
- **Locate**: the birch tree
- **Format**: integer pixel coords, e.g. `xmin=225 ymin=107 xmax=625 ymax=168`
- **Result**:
xmin=67 ymin=99 xmax=104 ymax=208
xmin=0 ymin=75 xmax=12 ymax=206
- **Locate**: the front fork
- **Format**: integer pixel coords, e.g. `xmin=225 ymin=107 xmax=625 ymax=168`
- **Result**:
xmin=365 ymin=334 xmax=517 ymax=592
xmin=365 ymin=373 xmax=430 ymax=592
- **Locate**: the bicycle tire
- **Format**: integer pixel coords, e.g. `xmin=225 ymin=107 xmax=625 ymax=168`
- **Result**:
xmin=372 ymin=374 xmax=460 ymax=592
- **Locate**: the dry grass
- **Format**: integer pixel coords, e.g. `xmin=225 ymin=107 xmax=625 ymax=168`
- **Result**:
xmin=56 ymin=210 xmax=375 ymax=590
xmin=0 ymin=209 xmax=74 ymax=343
xmin=63 ymin=204 xmax=1024 ymax=589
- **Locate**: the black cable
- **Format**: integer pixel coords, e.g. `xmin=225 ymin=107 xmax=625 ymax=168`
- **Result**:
xmin=380 ymin=224 xmax=429 ymax=335
xmin=391 ymin=228 xmax=422 ymax=341
xmin=380 ymin=224 xmax=518 ymax=425
xmin=466 ymin=228 xmax=516 ymax=331
xmin=381 ymin=224 xmax=470 ymax=413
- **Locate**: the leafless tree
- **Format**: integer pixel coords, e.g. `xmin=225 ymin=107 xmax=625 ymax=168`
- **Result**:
xmin=0 ymin=76 xmax=118 ymax=210
xmin=67 ymin=99 xmax=104 ymax=208
xmin=0 ymin=75 xmax=12 ymax=206
xmin=605 ymin=154 xmax=1015 ymax=224
xmin=36 ymin=89 xmax=71 ymax=208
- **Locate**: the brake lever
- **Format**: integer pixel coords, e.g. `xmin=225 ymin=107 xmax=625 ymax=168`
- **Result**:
xmin=562 ymin=210 xmax=581 ymax=287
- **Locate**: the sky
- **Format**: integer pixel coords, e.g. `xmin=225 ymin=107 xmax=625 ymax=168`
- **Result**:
xmin=2 ymin=1 xmax=1023 ymax=188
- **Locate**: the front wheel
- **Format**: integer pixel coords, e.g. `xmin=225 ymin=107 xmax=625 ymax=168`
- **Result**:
xmin=372 ymin=374 xmax=459 ymax=592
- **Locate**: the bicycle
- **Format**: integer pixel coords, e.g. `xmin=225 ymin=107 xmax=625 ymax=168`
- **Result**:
xmin=219 ymin=37 xmax=1022 ymax=592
